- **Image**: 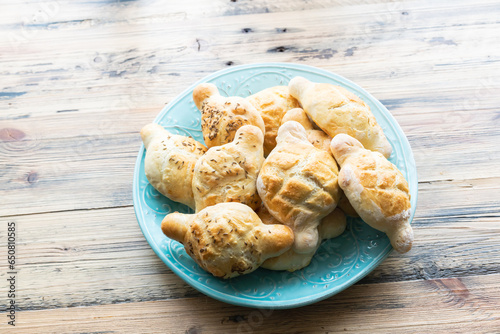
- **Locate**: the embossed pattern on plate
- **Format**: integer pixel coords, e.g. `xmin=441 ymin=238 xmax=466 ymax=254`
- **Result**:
xmin=133 ymin=63 xmax=418 ymax=309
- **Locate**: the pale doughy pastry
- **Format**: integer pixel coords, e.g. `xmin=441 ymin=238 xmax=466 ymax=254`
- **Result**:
xmin=281 ymin=108 xmax=332 ymax=152
xmin=193 ymin=83 xmax=265 ymax=148
xmin=256 ymin=121 xmax=341 ymax=254
xmin=141 ymin=123 xmax=207 ymax=209
xmin=192 ymin=125 xmax=264 ymax=212
xmin=258 ymin=205 xmax=346 ymax=271
xmin=289 ymin=76 xmax=392 ymax=158
xmin=161 ymin=202 xmax=294 ymax=278
xmin=330 ymin=134 xmax=413 ymax=253
xmin=247 ymin=86 xmax=300 ymax=156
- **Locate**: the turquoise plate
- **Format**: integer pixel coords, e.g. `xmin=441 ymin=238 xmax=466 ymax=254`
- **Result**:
xmin=133 ymin=63 xmax=417 ymax=309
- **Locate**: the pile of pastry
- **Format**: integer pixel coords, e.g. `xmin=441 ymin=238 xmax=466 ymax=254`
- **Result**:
xmin=140 ymin=76 xmax=413 ymax=279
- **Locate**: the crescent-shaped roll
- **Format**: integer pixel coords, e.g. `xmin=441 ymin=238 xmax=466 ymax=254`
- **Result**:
xmin=161 ymin=202 xmax=294 ymax=278
xmin=192 ymin=125 xmax=265 ymax=212
xmin=289 ymin=76 xmax=392 ymax=158
xmin=330 ymin=134 xmax=413 ymax=253
xmin=141 ymin=123 xmax=207 ymax=209
xmin=256 ymin=121 xmax=341 ymax=254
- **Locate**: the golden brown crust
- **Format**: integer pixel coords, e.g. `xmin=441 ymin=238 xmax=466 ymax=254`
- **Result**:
xmin=257 ymin=121 xmax=341 ymax=254
xmin=192 ymin=125 xmax=265 ymax=212
xmin=247 ymin=86 xmax=300 ymax=156
xmin=140 ymin=123 xmax=207 ymax=209
xmin=193 ymin=83 xmax=265 ymax=148
xmin=330 ymin=134 xmax=413 ymax=253
xmin=193 ymin=83 xmax=219 ymax=110
xmin=160 ymin=211 xmax=189 ymax=242
xmin=289 ymin=76 xmax=392 ymax=158
xmin=161 ymin=202 xmax=294 ymax=278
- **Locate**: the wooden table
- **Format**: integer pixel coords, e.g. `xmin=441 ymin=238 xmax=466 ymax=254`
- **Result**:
xmin=1 ymin=0 xmax=499 ymax=332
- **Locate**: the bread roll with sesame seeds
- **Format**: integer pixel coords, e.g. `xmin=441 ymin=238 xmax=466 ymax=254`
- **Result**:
xmin=193 ymin=83 xmax=265 ymax=148
xmin=330 ymin=134 xmax=413 ymax=253
xmin=257 ymin=205 xmax=346 ymax=272
xmin=140 ymin=123 xmax=207 ymax=209
xmin=192 ymin=125 xmax=265 ymax=212
xmin=161 ymin=202 xmax=294 ymax=279
xmin=256 ymin=121 xmax=341 ymax=255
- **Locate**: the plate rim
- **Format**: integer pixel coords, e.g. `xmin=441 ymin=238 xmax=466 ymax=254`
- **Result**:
xmin=132 ymin=62 xmax=418 ymax=309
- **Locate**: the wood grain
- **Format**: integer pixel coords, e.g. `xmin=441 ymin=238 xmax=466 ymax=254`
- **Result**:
xmin=0 ymin=206 xmax=498 ymax=311
xmin=1 ymin=0 xmax=499 ymax=332
xmin=1 ymin=0 xmax=499 ymax=120
xmin=10 ymin=274 xmax=500 ymax=333
xmin=1 ymin=128 xmax=498 ymax=216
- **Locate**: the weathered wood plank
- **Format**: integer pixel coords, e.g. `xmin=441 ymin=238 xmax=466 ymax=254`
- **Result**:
xmin=0 ymin=130 xmax=500 ymax=217
xmin=0 ymin=206 xmax=194 ymax=311
xmin=0 ymin=0 xmax=407 ymax=27
xmin=1 ymin=0 xmax=498 ymax=120
xmin=8 ymin=273 xmax=500 ymax=333
xmin=0 ymin=137 xmax=137 ymax=217
xmin=0 ymin=206 xmax=498 ymax=311
xmin=2 ymin=118 xmax=498 ymax=216
xmin=2 ymin=0 xmax=498 ymax=219
xmin=1 ymin=0 xmax=499 ymax=331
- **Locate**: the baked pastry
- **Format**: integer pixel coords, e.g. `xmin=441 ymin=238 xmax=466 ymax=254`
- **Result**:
xmin=256 ymin=121 xmax=341 ymax=254
xmin=192 ymin=125 xmax=264 ymax=212
xmin=193 ymin=83 xmax=265 ymax=148
xmin=289 ymin=76 xmax=392 ymax=158
xmin=161 ymin=202 xmax=294 ymax=278
xmin=141 ymin=123 xmax=207 ymax=209
xmin=281 ymin=108 xmax=332 ymax=152
xmin=282 ymin=109 xmax=359 ymax=218
xmin=258 ymin=205 xmax=346 ymax=271
xmin=337 ymin=191 xmax=359 ymax=217
xmin=330 ymin=134 xmax=413 ymax=253
xmin=282 ymin=110 xmax=359 ymax=219
xmin=247 ymin=86 xmax=300 ymax=156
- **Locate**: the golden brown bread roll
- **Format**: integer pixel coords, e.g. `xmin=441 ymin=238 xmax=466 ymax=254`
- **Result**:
xmin=193 ymin=83 xmax=265 ymax=148
xmin=192 ymin=125 xmax=265 ymax=212
xmin=258 ymin=205 xmax=346 ymax=271
xmin=281 ymin=108 xmax=332 ymax=152
xmin=330 ymin=134 xmax=413 ymax=253
xmin=256 ymin=121 xmax=341 ymax=254
xmin=282 ymin=109 xmax=359 ymax=217
xmin=289 ymin=76 xmax=392 ymax=158
xmin=161 ymin=202 xmax=294 ymax=278
xmin=141 ymin=123 xmax=207 ymax=209
xmin=247 ymin=86 xmax=301 ymax=156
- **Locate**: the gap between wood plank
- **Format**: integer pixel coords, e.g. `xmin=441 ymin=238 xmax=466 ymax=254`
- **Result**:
xmin=0 ymin=204 xmax=134 ymax=219
xmin=5 ymin=272 xmax=500 ymax=332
